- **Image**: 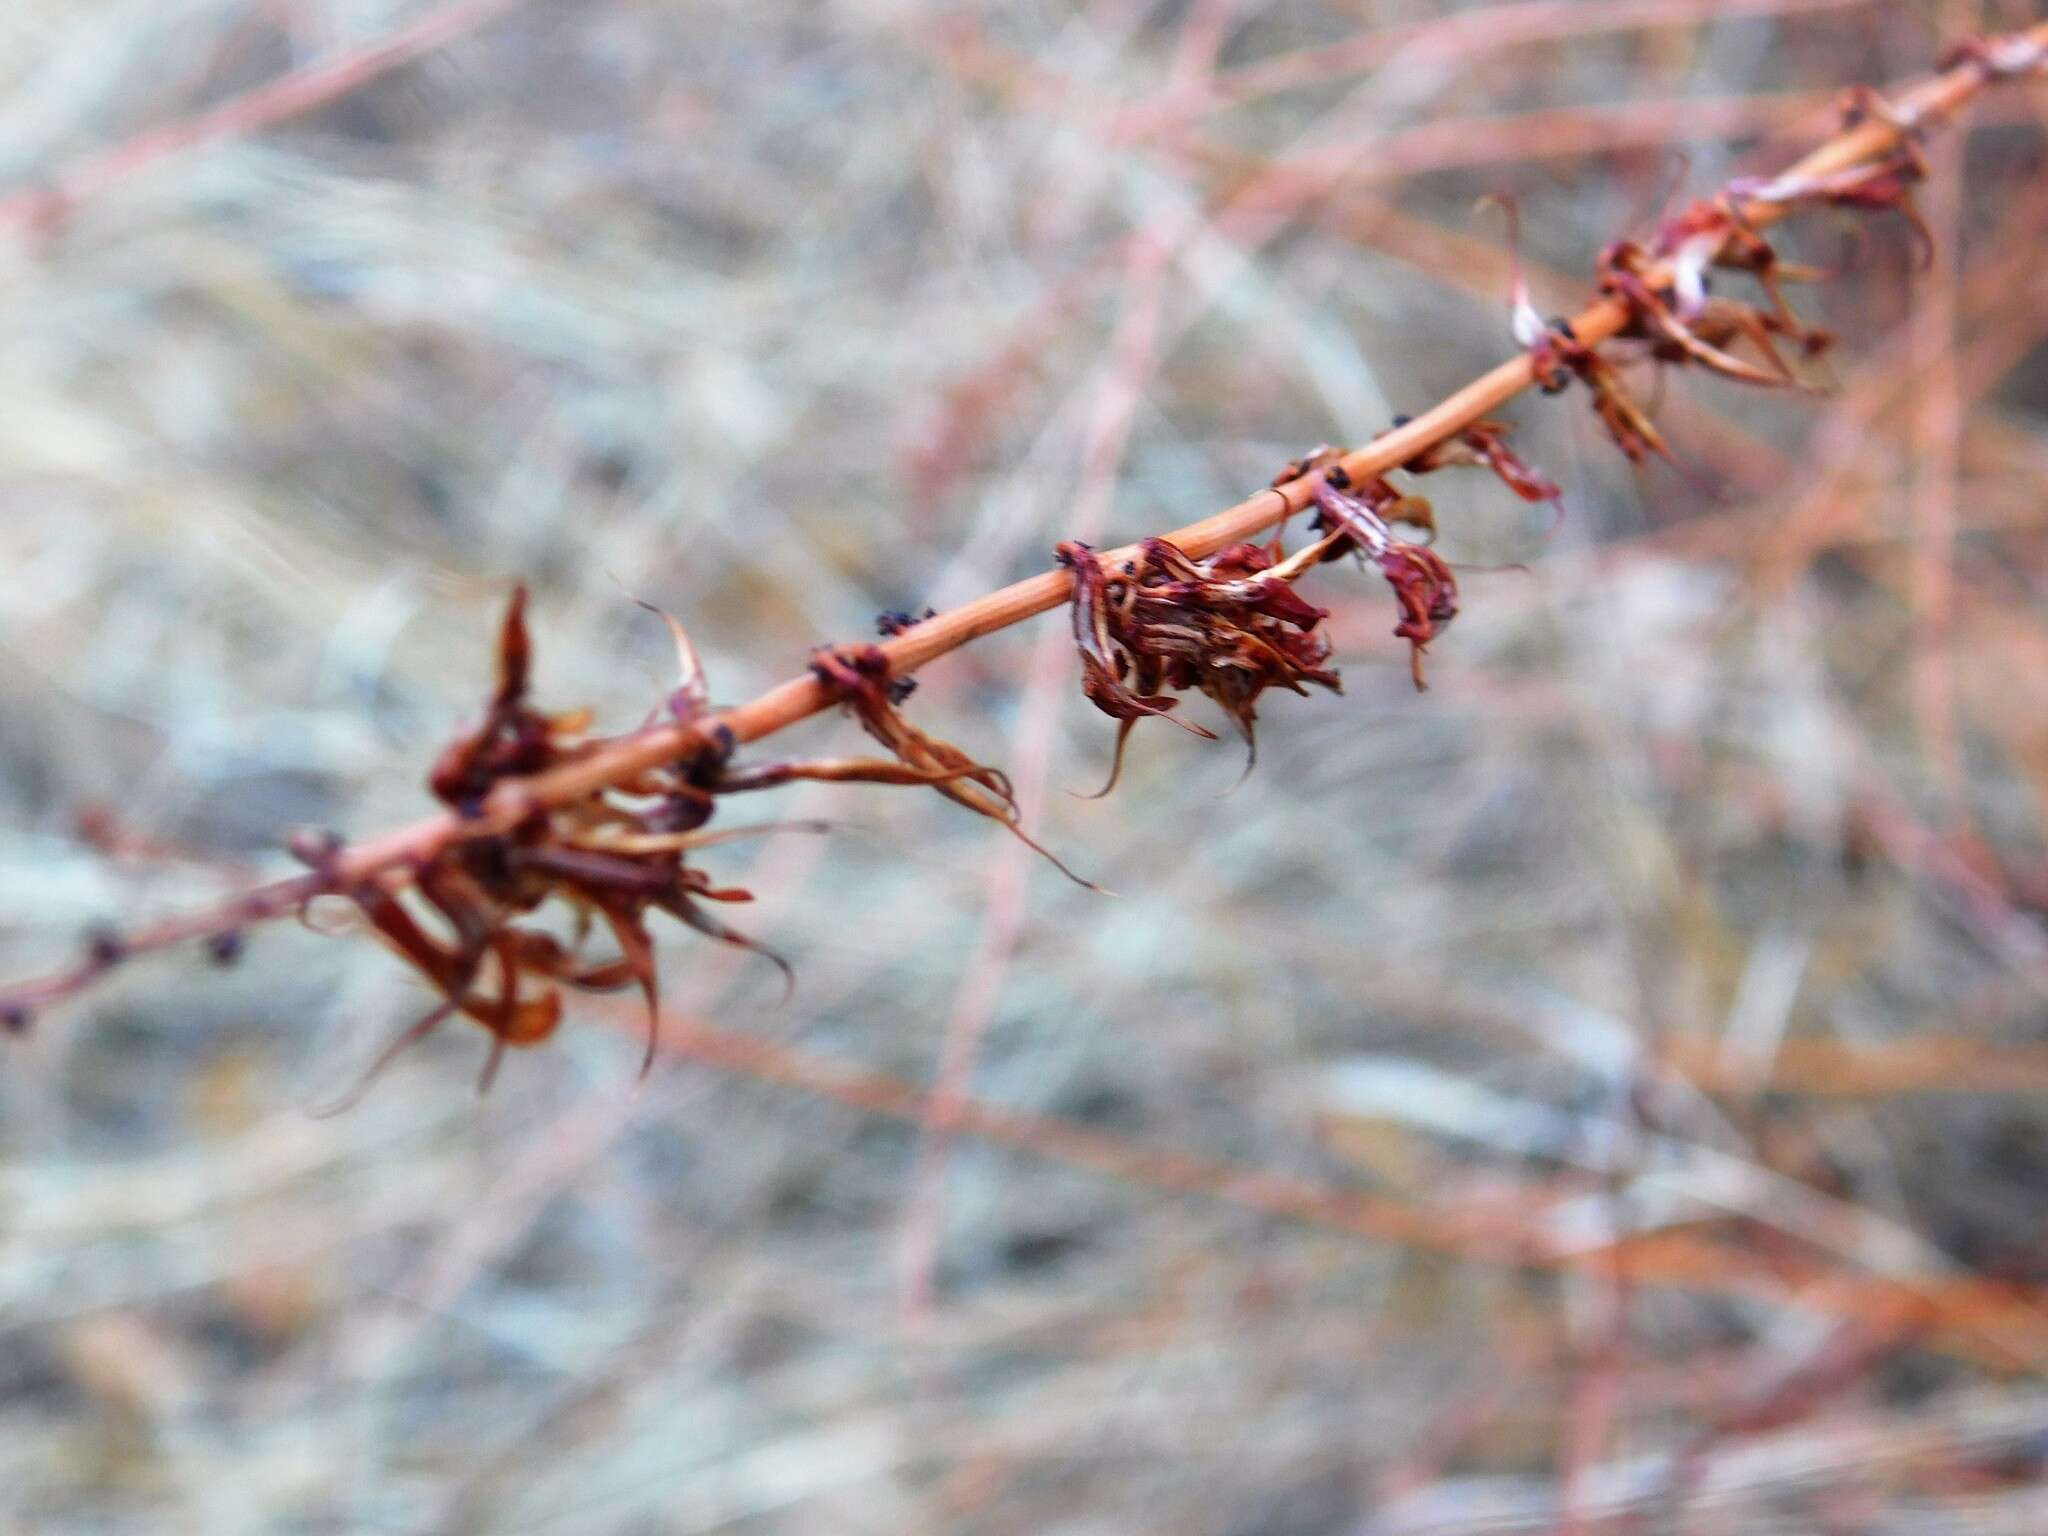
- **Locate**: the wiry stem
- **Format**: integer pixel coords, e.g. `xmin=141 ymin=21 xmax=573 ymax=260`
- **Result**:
xmin=2 ymin=26 xmax=2043 ymax=1025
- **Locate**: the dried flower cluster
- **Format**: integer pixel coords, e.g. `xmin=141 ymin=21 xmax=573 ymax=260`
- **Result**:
xmin=298 ymin=590 xmax=764 ymax=1101
xmin=1053 ymin=408 xmax=1568 ymax=777
xmin=1297 ymin=462 xmax=1462 ymax=693
xmin=1 ymin=31 xmax=2038 ymax=1096
xmin=315 ymin=593 xmax=1087 ymax=1099
xmin=1503 ymin=86 xmax=1958 ymax=467
xmin=1056 ymin=532 xmax=1344 ymax=795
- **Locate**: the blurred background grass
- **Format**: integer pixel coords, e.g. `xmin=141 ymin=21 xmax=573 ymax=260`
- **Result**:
xmin=3 ymin=1 xmax=2048 ymax=1531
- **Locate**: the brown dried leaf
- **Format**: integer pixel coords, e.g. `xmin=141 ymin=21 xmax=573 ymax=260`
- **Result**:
xmin=811 ymin=645 xmax=1102 ymax=889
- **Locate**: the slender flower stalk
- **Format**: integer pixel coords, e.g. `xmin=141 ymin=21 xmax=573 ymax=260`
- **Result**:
xmin=2 ymin=26 xmax=2043 ymax=1062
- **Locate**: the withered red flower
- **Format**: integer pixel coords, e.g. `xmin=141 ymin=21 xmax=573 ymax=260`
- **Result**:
xmin=1598 ymin=240 xmax=1820 ymax=393
xmin=1732 ymin=91 xmax=1935 ymax=266
xmin=810 ymin=644 xmax=1101 ymax=888
xmin=1056 ymin=534 xmax=1342 ymax=794
xmin=1398 ymin=418 xmax=1563 ymax=511
xmin=1058 ymin=538 xmax=1210 ymax=746
xmin=1377 ymin=543 xmax=1460 ymax=690
xmin=322 ymin=590 xmax=948 ymax=1106
xmin=1513 ymin=117 xmax=1944 ymax=472
xmin=1650 ymin=195 xmax=1830 ymax=356
xmin=425 ymin=587 xmax=593 ymax=811
xmin=1300 ymin=458 xmax=1436 ymax=557
xmin=1524 ymin=321 xmax=1672 ymax=465
xmin=1309 ymin=474 xmax=1462 ymax=690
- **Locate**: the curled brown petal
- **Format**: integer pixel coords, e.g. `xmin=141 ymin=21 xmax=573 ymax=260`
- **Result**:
xmin=1058 ymin=532 xmax=1340 ymax=793
xmin=1402 ymin=420 xmax=1564 ymax=509
xmin=812 ymin=645 xmax=1103 ymax=891
xmin=659 ymin=892 xmax=796 ymax=1001
xmin=1378 ymin=542 xmax=1460 ymax=691
xmin=634 ymin=598 xmax=710 ymax=722
xmin=585 ymin=898 xmax=661 ymax=1080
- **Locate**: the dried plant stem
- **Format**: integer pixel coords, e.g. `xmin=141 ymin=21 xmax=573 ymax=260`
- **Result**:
xmin=643 ymin=1006 xmax=2048 ymax=1365
xmin=3 ymin=28 xmax=2042 ymax=1019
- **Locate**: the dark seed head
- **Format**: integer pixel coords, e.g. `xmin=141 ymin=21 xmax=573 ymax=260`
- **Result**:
xmin=470 ymin=837 xmax=517 ymax=886
xmin=207 ymin=931 xmax=245 ymax=968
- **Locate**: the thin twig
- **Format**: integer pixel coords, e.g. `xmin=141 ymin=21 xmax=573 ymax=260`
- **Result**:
xmin=1 ymin=26 xmax=2042 ymax=1021
xmin=0 ymin=0 xmax=537 ymax=235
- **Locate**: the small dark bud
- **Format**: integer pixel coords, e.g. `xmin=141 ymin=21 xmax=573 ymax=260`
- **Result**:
xmin=468 ymin=838 xmax=514 ymax=886
xmin=876 ymin=609 xmax=921 ymax=637
xmin=207 ymin=931 xmax=245 ymax=967
xmin=85 ymin=924 xmax=126 ymax=968
xmin=1390 ymin=414 xmax=1413 ymax=429
xmin=887 ymin=677 xmax=918 ymax=705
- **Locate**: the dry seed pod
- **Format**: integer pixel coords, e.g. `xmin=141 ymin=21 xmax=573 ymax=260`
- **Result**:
xmin=320 ymin=589 xmax=807 ymax=1108
xmin=1056 ymin=536 xmax=1341 ymax=795
xmin=1308 ymin=476 xmax=1461 ymax=690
